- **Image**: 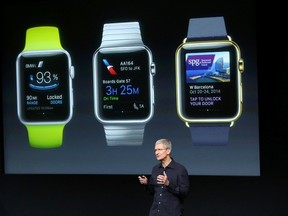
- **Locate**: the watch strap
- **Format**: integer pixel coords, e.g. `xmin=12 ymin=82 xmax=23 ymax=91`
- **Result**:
xmin=103 ymin=123 xmax=145 ymax=146
xmin=26 ymin=125 xmax=65 ymax=148
xmin=100 ymin=21 xmax=143 ymax=47
xmin=189 ymin=123 xmax=230 ymax=146
xmin=187 ymin=16 xmax=228 ymax=41
xmin=24 ymin=26 xmax=63 ymax=51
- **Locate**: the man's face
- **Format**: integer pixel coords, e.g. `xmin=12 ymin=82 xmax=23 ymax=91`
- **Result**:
xmin=154 ymin=143 xmax=170 ymax=161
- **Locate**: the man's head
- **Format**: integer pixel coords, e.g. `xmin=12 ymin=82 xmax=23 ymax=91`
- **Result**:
xmin=154 ymin=139 xmax=172 ymax=161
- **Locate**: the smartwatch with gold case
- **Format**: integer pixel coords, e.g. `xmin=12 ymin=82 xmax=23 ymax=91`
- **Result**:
xmin=175 ymin=16 xmax=244 ymax=145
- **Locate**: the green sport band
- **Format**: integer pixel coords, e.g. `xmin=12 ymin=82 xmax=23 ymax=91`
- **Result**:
xmin=24 ymin=26 xmax=63 ymax=50
xmin=24 ymin=26 xmax=65 ymax=148
xmin=27 ymin=125 xmax=64 ymax=148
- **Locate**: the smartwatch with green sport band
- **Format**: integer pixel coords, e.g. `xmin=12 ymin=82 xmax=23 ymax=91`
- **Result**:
xmin=16 ymin=26 xmax=74 ymax=148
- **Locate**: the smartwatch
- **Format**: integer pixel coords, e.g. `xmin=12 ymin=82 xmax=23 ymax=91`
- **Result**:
xmin=175 ymin=16 xmax=244 ymax=145
xmin=92 ymin=21 xmax=156 ymax=146
xmin=16 ymin=26 xmax=74 ymax=148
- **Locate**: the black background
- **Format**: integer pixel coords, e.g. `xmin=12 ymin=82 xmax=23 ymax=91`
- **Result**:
xmin=1 ymin=0 xmax=288 ymax=215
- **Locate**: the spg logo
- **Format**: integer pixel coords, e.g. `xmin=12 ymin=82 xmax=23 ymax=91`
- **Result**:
xmin=186 ymin=54 xmax=215 ymax=71
xmin=188 ymin=59 xmax=200 ymax=66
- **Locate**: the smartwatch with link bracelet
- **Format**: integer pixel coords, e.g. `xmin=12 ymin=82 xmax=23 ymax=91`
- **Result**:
xmin=93 ymin=21 xmax=156 ymax=146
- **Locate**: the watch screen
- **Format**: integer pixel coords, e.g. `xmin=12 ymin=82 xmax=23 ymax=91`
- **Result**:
xmin=94 ymin=48 xmax=153 ymax=120
xmin=17 ymin=51 xmax=72 ymax=122
xmin=178 ymin=43 xmax=240 ymax=119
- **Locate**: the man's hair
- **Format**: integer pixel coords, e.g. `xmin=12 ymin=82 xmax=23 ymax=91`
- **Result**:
xmin=155 ymin=138 xmax=172 ymax=151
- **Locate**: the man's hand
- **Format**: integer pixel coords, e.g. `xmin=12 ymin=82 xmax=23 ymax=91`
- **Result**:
xmin=157 ymin=171 xmax=169 ymax=186
xmin=138 ymin=175 xmax=148 ymax=185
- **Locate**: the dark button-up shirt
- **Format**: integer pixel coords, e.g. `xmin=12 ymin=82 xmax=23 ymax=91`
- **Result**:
xmin=146 ymin=159 xmax=190 ymax=216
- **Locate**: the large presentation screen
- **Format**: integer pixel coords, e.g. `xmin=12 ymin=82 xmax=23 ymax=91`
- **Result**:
xmin=1 ymin=0 xmax=259 ymax=175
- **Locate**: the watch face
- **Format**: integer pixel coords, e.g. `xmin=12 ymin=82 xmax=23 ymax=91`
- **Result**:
xmin=16 ymin=50 xmax=73 ymax=124
xmin=93 ymin=47 xmax=154 ymax=122
xmin=176 ymin=41 xmax=242 ymax=122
